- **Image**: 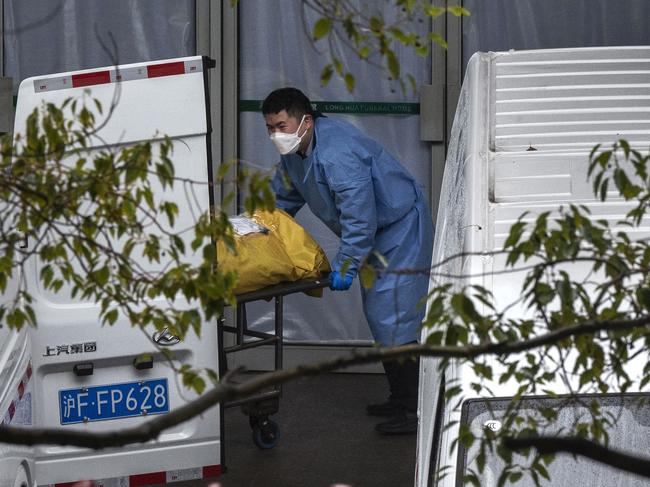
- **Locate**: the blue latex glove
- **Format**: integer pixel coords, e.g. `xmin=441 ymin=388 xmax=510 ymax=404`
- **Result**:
xmin=329 ymin=271 xmax=354 ymax=291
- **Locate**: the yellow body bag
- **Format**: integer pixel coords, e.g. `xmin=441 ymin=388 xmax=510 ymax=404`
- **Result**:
xmin=216 ymin=209 xmax=331 ymax=295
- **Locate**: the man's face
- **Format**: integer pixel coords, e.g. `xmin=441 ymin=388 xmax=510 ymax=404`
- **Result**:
xmin=264 ymin=109 xmax=313 ymax=154
xmin=264 ymin=109 xmax=305 ymax=135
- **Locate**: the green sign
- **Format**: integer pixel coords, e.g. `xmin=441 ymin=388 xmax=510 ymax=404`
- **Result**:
xmin=239 ymin=99 xmax=419 ymax=116
xmin=12 ymin=96 xmax=420 ymax=115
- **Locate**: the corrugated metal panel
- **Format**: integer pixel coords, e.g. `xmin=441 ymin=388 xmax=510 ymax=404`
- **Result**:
xmin=492 ymin=151 xmax=603 ymax=203
xmin=492 ymin=202 xmax=650 ymax=246
xmin=493 ymin=47 xmax=650 ymax=152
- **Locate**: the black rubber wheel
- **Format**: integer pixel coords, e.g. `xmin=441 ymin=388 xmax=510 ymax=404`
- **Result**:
xmin=252 ymin=418 xmax=280 ymax=449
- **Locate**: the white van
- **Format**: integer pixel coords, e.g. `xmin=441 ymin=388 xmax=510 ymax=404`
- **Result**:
xmin=416 ymin=46 xmax=650 ymax=486
xmin=13 ymin=56 xmax=221 ymax=486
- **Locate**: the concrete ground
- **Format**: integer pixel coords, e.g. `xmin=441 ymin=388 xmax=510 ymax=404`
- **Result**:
xmin=217 ymin=373 xmax=417 ymax=487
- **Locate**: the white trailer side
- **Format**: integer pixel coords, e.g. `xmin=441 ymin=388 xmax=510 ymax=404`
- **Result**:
xmin=417 ymin=46 xmax=650 ymax=487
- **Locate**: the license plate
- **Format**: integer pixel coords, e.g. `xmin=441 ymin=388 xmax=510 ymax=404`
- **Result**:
xmin=59 ymin=378 xmax=169 ymax=425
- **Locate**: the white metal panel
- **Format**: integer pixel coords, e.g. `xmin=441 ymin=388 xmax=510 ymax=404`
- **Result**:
xmin=493 ymin=152 xmax=589 ymax=203
xmin=14 ymin=57 xmax=206 ymax=145
xmin=493 ymin=46 xmax=650 ymax=152
xmin=417 ymin=52 xmax=492 ymax=487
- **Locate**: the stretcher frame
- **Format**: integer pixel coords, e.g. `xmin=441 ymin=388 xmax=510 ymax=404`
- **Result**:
xmin=218 ymin=276 xmax=330 ymax=464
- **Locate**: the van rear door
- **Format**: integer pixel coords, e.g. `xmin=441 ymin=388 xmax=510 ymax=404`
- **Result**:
xmin=13 ymin=56 xmax=220 ymax=485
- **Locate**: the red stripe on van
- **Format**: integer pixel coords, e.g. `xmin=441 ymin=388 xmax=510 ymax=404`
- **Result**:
xmin=18 ymin=381 xmax=25 ymax=399
xmin=72 ymin=71 xmax=111 ymax=88
xmin=129 ymin=472 xmax=166 ymax=487
xmin=203 ymin=465 xmax=222 ymax=477
xmin=51 ymin=465 xmax=219 ymax=487
xmin=147 ymin=62 xmax=184 ymax=79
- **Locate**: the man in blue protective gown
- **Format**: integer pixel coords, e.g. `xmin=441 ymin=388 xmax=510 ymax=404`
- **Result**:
xmin=262 ymin=88 xmax=434 ymax=435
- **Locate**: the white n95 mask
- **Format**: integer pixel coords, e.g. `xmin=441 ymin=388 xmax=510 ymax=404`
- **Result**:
xmin=269 ymin=115 xmax=306 ymax=155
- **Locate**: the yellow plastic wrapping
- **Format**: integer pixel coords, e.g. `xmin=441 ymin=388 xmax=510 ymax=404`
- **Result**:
xmin=216 ymin=209 xmax=331 ymax=295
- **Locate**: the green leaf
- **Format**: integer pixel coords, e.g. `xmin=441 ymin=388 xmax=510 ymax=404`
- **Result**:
xmin=359 ymin=265 xmax=376 ymax=289
xmin=95 ymin=266 xmax=110 ymax=286
xmin=579 ymin=368 xmax=594 ymax=387
xmin=451 ymin=293 xmax=480 ymax=323
xmin=619 ymin=138 xmax=631 ymax=159
xmin=193 ymin=375 xmax=206 ymax=394
xmin=333 ymin=58 xmax=344 ymax=76
xmin=369 ymin=16 xmax=384 ymax=33
xmin=415 ymin=43 xmax=429 ymax=57
xmin=320 ymin=64 xmax=334 ymax=87
xmin=206 ymin=368 xmax=219 ymax=384
xmin=389 ymin=27 xmax=408 ymax=44
xmin=93 ymin=98 xmax=103 ymax=115
xmin=428 ymin=32 xmax=448 ymax=49
xmin=344 ymin=73 xmax=355 ymax=92
xmin=613 ymin=168 xmax=641 ymax=199
xmin=458 ymin=424 xmax=475 ymax=449
xmin=504 ymin=220 xmax=527 ymax=249
xmin=40 ymin=265 xmax=54 ymax=287
xmin=313 ymin=18 xmax=333 ymax=40
xmin=636 ymin=288 xmax=650 ymax=311
xmin=425 ymin=6 xmax=446 ymax=17
xmin=103 ymin=309 xmax=119 ymax=325
xmin=463 ymin=475 xmax=481 ymax=487
xmin=535 ymin=463 xmax=550 ymax=480
xmin=407 ymin=74 xmax=417 ymax=94
xmin=386 ymin=49 xmax=400 ymax=79
xmin=473 ymin=362 xmax=493 ymax=380
xmin=447 ymin=5 xmax=471 ymax=16
xmin=599 ymin=178 xmax=609 ymax=202
xmin=509 ymin=472 xmax=523 ymax=483
xmin=589 ymin=143 xmax=602 ymax=161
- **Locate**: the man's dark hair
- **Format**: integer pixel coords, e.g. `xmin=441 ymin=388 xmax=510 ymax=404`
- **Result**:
xmin=262 ymin=87 xmax=314 ymax=118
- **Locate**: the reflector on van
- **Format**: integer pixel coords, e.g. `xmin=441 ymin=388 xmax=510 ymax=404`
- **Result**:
xmin=41 ymin=465 xmax=221 ymax=487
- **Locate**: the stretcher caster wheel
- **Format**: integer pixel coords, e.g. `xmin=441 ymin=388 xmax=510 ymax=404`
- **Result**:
xmin=252 ymin=418 xmax=280 ymax=449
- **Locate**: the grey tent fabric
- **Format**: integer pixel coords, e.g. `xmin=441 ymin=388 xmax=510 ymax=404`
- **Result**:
xmin=463 ymin=0 xmax=650 ymax=68
xmin=4 ymin=0 xmax=195 ymax=90
xmin=239 ymin=0 xmax=431 ymax=344
xmin=239 ymin=0 xmax=433 ymax=344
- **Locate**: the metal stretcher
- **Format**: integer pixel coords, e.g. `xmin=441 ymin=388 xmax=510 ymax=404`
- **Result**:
xmin=218 ymin=276 xmax=330 ymax=458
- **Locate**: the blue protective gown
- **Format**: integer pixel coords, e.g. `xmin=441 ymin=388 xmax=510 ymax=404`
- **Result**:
xmin=271 ymin=116 xmax=434 ymax=346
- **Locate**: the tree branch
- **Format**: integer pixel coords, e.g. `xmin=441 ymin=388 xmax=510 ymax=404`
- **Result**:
xmin=504 ymin=436 xmax=650 ymax=479
xmin=3 ymin=312 xmax=650 ymax=449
